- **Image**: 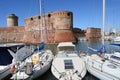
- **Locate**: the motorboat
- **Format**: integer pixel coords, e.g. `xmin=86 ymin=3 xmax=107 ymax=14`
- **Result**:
xmin=0 ymin=43 xmax=29 ymax=80
xmin=51 ymin=42 xmax=87 ymax=80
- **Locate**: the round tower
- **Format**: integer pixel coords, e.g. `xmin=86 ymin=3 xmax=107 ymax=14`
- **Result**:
xmin=51 ymin=11 xmax=73 ymax=30
xmin=7 ymin=14 xmax=18 ymax=27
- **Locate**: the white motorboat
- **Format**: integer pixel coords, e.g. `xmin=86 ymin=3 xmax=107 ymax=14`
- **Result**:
xmin=51 ymin=42 xmax=87 ymax=80
xmin=0 ymin=43 xmax=29 ymax=80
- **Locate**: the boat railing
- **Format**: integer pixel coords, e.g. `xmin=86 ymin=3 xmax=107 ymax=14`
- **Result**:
xmin=87 ymin=57 xmax=104 ymax=71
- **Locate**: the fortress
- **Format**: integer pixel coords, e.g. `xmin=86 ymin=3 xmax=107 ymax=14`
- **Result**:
xmin=0 ymin=10 xmax=76 ymax=43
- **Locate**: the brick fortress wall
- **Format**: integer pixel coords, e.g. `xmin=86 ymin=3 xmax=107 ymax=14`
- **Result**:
xmin=0 ymin=10 xmax=76 ymax=43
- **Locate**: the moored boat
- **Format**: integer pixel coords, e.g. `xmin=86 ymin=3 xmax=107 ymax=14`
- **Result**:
xmin=51 ymin=42 xmax=87 ymax=80
xmin=11 ymin=47 xmax=54 ymax=79
xmin=82 ymin=0 xmax=120 ymax=79
xmin=0 ymin=43 xmax=28 ymax=80
xmin=83 ymin=53 xmax=120 ymax=80
xmin=113 ymin=36 xmax=120 ymax=42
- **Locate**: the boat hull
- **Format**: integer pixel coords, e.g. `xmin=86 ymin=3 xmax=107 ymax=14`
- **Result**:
xmin=0 ymin=66 xmax=11 ymax=80
xmin=85 ymin=55 xmax=120 ymax=80
xmin=51 ymin=54 xmax=87 ymax=80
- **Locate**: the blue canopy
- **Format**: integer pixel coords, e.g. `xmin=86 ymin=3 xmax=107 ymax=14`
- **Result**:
xmin=110 ymin=43 xmax=120 ymax=46
xmin=34 ymin=42 xmax=45 ymax=52
xmin=97 ymin=44 xmax=106 ymax=53
xmin=88 ymin=44 xmax=106 ymax=54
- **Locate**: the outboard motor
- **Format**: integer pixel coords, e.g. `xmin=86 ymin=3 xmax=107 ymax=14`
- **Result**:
xmin=25 ymin=62 xmax=33 ymax=75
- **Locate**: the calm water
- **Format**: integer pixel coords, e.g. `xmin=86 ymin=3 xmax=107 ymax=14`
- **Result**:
xmin=10 ymin=40 xmax=120 ymax=80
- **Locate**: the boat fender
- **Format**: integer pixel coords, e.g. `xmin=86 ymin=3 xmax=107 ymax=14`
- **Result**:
xmin=10 ymin=64 xmax=15 ymax=74
xmin=25 ymin=62 xmax=33 ymax=75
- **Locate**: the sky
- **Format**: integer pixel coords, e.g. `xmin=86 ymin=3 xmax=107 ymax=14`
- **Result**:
xmin=0 ymin=0 xmax=120 ymax=32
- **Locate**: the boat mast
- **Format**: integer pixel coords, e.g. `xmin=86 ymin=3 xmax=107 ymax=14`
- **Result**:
xmin=39 ymin=0 xmax=43 ymax=42
xmin=102 ymin=0 xmax=105 ymax=45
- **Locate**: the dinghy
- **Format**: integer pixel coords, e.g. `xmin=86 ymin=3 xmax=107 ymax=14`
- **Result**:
xmin=51 ymin=42 xmax=87 ymax=80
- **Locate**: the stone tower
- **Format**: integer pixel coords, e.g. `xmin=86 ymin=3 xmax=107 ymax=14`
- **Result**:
xmin=24 ymin=10 xmax=73 ymax=31
xmin=7 ymin=14 xmax=18 ymax=27
xmin=24 ymin=10 xmax=75 ymax=43
xmin=51 ymin=11 xmax=73 ymax=30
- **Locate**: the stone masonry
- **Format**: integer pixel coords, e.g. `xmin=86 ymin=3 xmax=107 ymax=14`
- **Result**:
xmin=0 ymin=10 xmax=76 ymax=43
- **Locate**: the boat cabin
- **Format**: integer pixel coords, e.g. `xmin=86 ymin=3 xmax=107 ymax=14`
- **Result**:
xmin=57 ymin=42 xmax=75 ymax=51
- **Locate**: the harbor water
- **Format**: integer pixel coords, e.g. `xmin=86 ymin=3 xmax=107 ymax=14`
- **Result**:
xmin=35 ymin=40 xmax=120 ymax=80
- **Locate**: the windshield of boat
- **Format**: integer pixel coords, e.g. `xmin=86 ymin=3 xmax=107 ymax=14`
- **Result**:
xmin=0 ymin=48 xmax=13 ymax=65
xmin=58 ymin=46 xmax=75 ymax=51
xmin=0 ymin=43 xmax=25 ymax=65
xmin=56 ymin=51 xmax=78 ymax=57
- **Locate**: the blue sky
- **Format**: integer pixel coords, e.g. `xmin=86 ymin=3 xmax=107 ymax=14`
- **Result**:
xmin=0 ymin=0 xmax=120 ymax=31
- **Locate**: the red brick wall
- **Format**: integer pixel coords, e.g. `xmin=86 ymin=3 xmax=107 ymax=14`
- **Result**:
xmin=0 ymin=10 xmax=76 ymax=43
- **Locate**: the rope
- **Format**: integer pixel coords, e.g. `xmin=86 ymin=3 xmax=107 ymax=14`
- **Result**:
xmin=52 ymin=64 xmax=61 ymax=74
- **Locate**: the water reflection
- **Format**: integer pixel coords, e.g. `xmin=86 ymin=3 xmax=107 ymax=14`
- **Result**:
xmin=76 ymin=40 xmax=120 ymax=54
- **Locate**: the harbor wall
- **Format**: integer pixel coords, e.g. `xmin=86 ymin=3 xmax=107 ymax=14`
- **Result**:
xmin=85 ymin=27 xmax=101 ymax=40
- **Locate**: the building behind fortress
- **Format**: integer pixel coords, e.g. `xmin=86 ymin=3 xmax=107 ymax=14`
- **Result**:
xmin=0 ymin=10 xmax=76 ymax=43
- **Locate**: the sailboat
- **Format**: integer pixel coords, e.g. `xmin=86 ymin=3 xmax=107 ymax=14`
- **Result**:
xmin=0 ymin=43 xmax=31 ymax=80
xmin=51 ymin=42 xmax=87 ymax=80
xmin=82 ymin=0 xmax=120 ymax=80
xmin=10 ymin=0 xmax=54 ymax=79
